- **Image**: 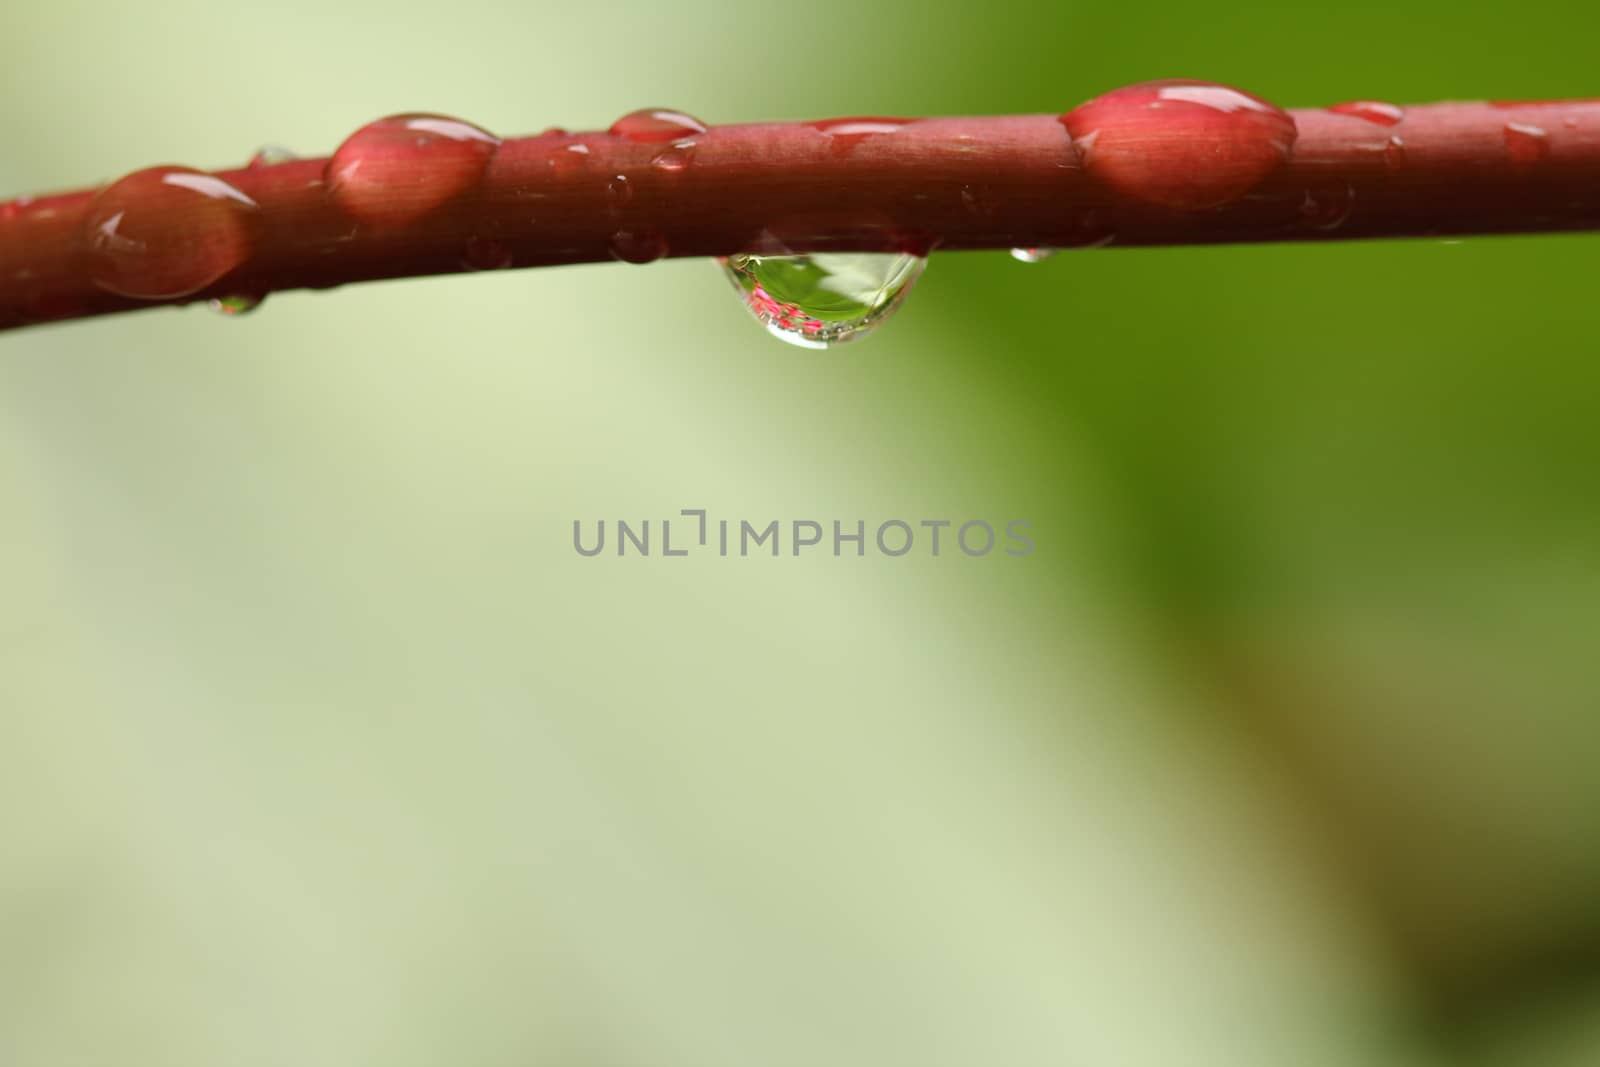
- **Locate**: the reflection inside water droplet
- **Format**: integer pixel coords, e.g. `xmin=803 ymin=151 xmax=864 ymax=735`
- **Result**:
xmin=1009 ymin=247 xmax=1057 ymax=263
xmin=719 ymin=252 xmax=925 ymax=349
xmin=208 ymin=292 xmax=264 ymax=316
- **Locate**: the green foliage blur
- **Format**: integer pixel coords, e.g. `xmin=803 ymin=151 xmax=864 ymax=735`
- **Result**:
xmin=3 ymin=1 xmax=1599 ymax=1064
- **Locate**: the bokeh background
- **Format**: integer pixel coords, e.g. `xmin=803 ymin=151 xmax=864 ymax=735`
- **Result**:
xmin=4 ymin=1 xmax=1600 ymax=1064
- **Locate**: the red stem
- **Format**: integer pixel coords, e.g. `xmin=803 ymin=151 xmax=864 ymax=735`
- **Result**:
xmin=5 ymin=91 xmax=1600 ymax=331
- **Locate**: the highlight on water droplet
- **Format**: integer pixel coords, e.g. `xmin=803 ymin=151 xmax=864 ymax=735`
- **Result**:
xmin=1009 ymin=247 xmax=1057 ymax=263
xmin=208 ymin=292 xmax=265 ymax=316
xmin=719 ymin=251 xmax=925 ymax=349
xmin=1061 ymin=80 xmax=1298 ymax=211
xmin=607 ymin=174 xmax=634 ymax=211
xmin=1503 ymin=122 xmax=1551 ymax=170
xmin=609 ymin=109 xmax=708 ymax=143
xmin=83 ymin=166 xmax=260 ymax=300
xmin=249 ymin=145 xmax=298 ymax=167
xmin=326 ymin=113 xmax=499 ymax=227
xmin=1328 ymin=101 xmax=1405 ymax=127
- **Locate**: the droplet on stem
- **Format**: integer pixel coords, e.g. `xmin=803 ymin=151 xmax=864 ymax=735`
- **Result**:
xmin=83 ymin=166 xmax=259 ymax=300
xmin=719 ymin=252 xmax=925 ymax=349
xmin=1060 ymin=80 xmax=1298 ymax=211
xmin=249 ymin=145 xmax=298 ymax=167
xmin=326 ymin=113 xmax=500 ymax=227
xmin=1503 ymin=122 xmax=1551 ymax=170
xmin=609 ymin=109 xmax=708 ymax=143
xmin=609 ymin=228 xmax=669 ymax=264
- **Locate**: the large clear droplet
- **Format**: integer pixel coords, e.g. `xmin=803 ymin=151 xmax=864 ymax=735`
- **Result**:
xmin=719 ymin=252 xmax=925 ymax=349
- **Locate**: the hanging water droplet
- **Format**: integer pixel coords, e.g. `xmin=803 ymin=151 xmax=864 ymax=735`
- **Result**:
xmin=249 ymin=145 xmax=298 ymax=167
xmin=1328 ymin=101 xmax=1405 ymax=127
xmin=1061 ymin=80 xmax=1297 ymax=211
xmin=208 ymin=292 xmax=265 ymax=315
xmin=326 ymin=113 xmax=499 ymax=227
xmin=1009 ymin=247 xmax=1057 ymax=263
xmin=83 ymin=166 xmax=259 ymax=300
xmin=609 ymin=109 xmax=708 ymax=143
xmin=462 ymin=236 xmax=513 ymax=270
xmin=719 ymin=252 xmax=925 ymax=349
xmin=609 ymin=227 xmax=669 ymax=264
xmin=1504 ymin=122 xmax=1551 ymax=170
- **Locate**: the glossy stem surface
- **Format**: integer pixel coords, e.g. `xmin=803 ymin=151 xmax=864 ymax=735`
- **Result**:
xmin=4 ymin=99 xmax=1600 ymax=331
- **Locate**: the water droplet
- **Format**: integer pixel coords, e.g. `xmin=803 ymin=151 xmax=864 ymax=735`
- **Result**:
xmin=651 ymin=141 xmax=696 ymax=173
xmin=462 ymin=236 xmax=513 ymax=270
xmin=208 ymin=292 xmax=265 ymax=315
xmin=607 ymin=174 xmax=634 ymax=211
xmin=1299 ymin=182 xmax=1355 ymax=231
xmin=549 ymin=142 xmax=591 ymax=178
xmin=1328 ymin=101 xmax=1405 ymax=127
xmin=540 ymin=126 xmax=569 ymax=137
xmin=1504 ymin=122 xmax=1551 ymax=170
xmin=1009 ymin=247 xmax=1057 ymax=263
xmin=719 ymin=252 xmax=924 ymax=349
xmin=811 ymin=117 xmax=911 ymax=156
xmin=609 ymin=228 xmax=669 ymax=264
xmin=609 ymin=109 xmax=708 ymax=143
xmin=249 ymin=145 xmax=298 ymax=167
xmin=1061 ymin=80 xmax=1297 ymax=211
xmin=1384 ymin=135 xmax=1408 ymax=172
xmin=326 ymin=113 xmax=499 ymax=227
xmin=83 ymin=166 xmax=259 ymax=300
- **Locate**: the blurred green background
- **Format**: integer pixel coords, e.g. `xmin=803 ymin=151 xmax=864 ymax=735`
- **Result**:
xmin=4 ymin=1 xmax=1600 ymax=1064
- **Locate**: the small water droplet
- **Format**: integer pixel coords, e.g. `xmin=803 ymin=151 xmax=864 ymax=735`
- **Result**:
xmin=549 ymin=142 xmax=591 ymax=178
xmin=609 ymin=227 xmax=669 ymax=264
xmin=1300 ymin=182 xmax=1355 ymax=231
xmin=462 ymin=236 xmax=513 ymax=270
xmin=720 ymin=252 xmax=925 ymax=349
xmin=540 ymin=126 xmax=569 ymax=137
xmin=1061 ymin=80 xmax=1298 ymax=211
xmin=651 ymin=141 xmax=696 ymax=173
xmin=83 ymin=166 xmax=259 ymax=300
xmin=249 ymin=145 xmax=298 ymax=167
xmin=607 ymin=174 xmax=634 ymax=211
xmin=208 ymin=292 xmax=265 ymax=315
xmin=1328 ymin=101 xmax=1405 ymax=127
xmin=1384 ymin=135 xmax=1408 ymax=172
xmin=609 ymin=108 xmax=708 ymax=143
xmin=1504 ymin=122 xmax=1551 ymax=170
xmin=811 ymin=117 xmax=911 ymax=156
xmin=326 ymin=113 xmax=499 ymax=227
xmin=1009 ymin=247 xmax=1057 ymax=263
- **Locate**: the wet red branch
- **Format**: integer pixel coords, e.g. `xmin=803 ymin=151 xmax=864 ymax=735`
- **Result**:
xmin=4 ymin=89 xmax=1600 ymax=331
